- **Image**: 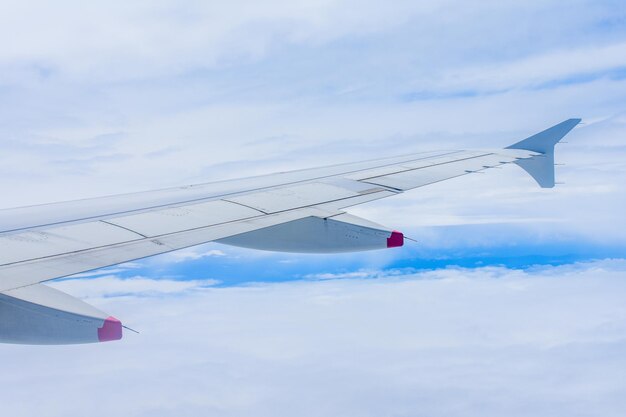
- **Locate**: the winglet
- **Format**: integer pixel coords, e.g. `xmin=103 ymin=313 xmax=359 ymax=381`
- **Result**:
xmin=506 ymin=118 xmax=581 ymax=153
xmin=506 ymin=118 xmax=581 ymax=188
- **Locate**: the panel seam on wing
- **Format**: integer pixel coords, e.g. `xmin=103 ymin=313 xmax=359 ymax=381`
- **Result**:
xmin=100 ymin=220 xmax=149 ymax=239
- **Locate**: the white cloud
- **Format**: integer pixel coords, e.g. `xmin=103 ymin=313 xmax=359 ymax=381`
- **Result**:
xmin=303 ymin=270 xmax=378 ymax=280
xmin=1 ymin=260 xmax=626 ymax=416
xmin=69 ymin=262 xmax=143 ymax=278
xmin=303 ymin=268 xmax=411 ymax=280
xmin=160 ymin=249 xmax=228 ymax=263
xmin=0 ymin=0 xmax=621 ymax=86
xmin=428 ymin=41 xmax=626 ymax=93
xmin=0 ymin=0 xmax=439 ymax=81
xmin=50 ymin=275 xmax=219 ymax=299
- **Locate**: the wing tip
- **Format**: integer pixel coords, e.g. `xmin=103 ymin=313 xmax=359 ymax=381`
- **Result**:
xmin=506 ymin=118 xmax=582 ymax=154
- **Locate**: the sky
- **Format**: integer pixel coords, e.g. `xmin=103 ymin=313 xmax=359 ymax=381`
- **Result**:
xmin=1 ymin=1 xmax=626 ymax=416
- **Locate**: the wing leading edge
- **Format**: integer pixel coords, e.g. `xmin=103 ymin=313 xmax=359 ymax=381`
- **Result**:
xmin=0 ymin=119 xmax=580 ymax=344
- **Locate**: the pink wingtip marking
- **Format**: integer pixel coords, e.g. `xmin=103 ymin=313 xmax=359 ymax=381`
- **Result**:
xmin=98 ymin=316 xmax=123 ymax=342
xmin=387 ymin=230 xmax=404 ymax=248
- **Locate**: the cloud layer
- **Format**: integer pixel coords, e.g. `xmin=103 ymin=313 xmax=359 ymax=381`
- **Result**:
xmin=2 ymin=260 xmax=626 ymax=417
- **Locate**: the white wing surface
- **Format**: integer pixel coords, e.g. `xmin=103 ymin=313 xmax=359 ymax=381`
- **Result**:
xmin=0 ymin=119 xmax=580 ymax=344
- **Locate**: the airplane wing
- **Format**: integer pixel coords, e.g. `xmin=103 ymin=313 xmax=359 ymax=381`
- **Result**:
xmin=0 ymin=119 xmax=580 ymax=344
